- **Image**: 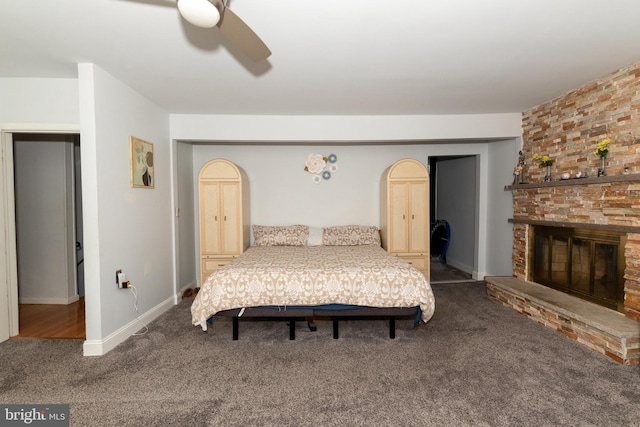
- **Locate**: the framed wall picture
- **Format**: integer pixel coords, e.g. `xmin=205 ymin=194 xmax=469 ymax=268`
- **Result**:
xmin=130 ymin=136 xmax=154 ymax=188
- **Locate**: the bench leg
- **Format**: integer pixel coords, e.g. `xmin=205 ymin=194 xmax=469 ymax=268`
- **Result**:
xmin=332 ymin=318 xmax=339 ymax=339
xmin=232 ymin=317 xmax=239 ymax=340
xmin=289 ymin=319 xmax=296 ymax=340
xmin=389 ymin=317 xmax=396 ymax=339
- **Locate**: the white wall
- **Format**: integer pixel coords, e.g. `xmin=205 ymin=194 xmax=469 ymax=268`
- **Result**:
xmin=171 ymin=113 xmax=523 ymax=142
xmin=485 ymin=139 xmax=517 ymax=276
xmin=192 ymin=145 xmax=436 ymax=228
xmin=0 ymin=78 xmax=79 ymax=124
xmin=78 ymin=64 xmax=173 ymax=355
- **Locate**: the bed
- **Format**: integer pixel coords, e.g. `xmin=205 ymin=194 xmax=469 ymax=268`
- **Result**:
xmin=191 ymin=225 xmax=436 ymax=339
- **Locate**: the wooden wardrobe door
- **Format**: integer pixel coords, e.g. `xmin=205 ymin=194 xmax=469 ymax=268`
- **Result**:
xmin=409 ymin=181 xmax=429 ymax=253
xmin=220 ymin=182 xmax=241 ymax=254
xmin=200 ymin=181 xmax=221 ymax=255
xmin=388 ymin=181 xmax=409 ymax=253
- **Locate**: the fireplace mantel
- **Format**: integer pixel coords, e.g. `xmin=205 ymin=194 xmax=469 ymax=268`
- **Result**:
xmin=507 ymin=218 xmax=640 ymax=233
xmin=504 ymin=173 xmax=640 ymax=191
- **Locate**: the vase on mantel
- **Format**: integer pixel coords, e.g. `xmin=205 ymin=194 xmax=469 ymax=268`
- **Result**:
xmin=544 ymin=165 xmax=551 ymax=182
xmin=598 ymin=156 xmax=606 ymax=177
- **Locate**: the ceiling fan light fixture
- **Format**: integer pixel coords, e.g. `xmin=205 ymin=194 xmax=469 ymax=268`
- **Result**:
xmin=177 ymin=0 xmax=220 ymax=28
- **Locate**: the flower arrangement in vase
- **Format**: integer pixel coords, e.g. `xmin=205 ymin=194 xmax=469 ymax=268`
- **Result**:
xmin=594 ymin=138 xmax=610 ymax=177
xmin=533 ymin=153 xmax=553 ymax=182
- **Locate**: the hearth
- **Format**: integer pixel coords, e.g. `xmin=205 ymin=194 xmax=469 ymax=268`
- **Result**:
xmin=531 ymin=225 xmax=626 ymax=312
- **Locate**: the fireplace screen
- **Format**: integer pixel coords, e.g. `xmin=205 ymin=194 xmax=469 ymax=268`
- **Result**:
xmin=532 ymin=226 xmax=625 ymax=312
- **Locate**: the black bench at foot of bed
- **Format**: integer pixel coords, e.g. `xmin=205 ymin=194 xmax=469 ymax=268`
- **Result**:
xmin=212 ymin=306 xmax=420 ymax=340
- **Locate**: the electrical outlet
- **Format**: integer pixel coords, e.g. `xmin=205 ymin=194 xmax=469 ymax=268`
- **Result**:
xmin=116 ymin=270 xmax=129 ymax=289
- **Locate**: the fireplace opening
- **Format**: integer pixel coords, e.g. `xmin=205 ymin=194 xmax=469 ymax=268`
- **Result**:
xmin=531 ymin=226 xmax=626 ymax=312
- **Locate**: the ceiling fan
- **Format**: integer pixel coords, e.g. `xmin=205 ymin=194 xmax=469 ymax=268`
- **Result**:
xmin=174 ymin=0 xmax=271 ymax=61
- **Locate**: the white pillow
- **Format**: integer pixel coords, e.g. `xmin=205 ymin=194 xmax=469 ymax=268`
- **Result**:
xmin=308 ymin=227 xmax=323 ymax=246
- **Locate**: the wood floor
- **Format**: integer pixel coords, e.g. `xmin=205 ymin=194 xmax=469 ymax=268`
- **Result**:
xmin=16 ymin=298 xmax=86 ymax=339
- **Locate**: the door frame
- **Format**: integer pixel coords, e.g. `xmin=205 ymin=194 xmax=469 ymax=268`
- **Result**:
xmin=0 ymin=125 xmax=80 ymax=342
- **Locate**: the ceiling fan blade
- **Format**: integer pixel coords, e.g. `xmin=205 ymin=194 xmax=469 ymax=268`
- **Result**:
xmin=117 ymin=0 xmax=174 ymax=7
xmin=217 ymin=6 xmax=271 ymax=61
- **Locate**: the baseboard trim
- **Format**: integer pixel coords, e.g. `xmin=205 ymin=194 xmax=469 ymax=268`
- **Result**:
xmin=176 ymin=280 xmax=198 ymax=304
xmin=472 ymin=271 xmax=486 ymax=281
xmin=83 ymin=295 xmax=175 ymax=356
xmin=446 ymin=259 xmax=474 ymax=275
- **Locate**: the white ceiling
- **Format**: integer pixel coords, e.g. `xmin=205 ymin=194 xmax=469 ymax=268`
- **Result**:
xmin=2 ymin=0 xmax=640 ymax=116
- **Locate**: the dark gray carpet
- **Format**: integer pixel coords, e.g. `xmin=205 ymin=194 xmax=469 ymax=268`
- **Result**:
xmin=1 ymin=282 xmax=639 ymax=426
xmin=430 ymin=260 xmax=473 ymax=282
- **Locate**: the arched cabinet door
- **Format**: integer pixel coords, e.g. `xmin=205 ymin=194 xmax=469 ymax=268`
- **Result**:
xmin=380 ymin=159 xmax=430 ymax=279
xmin=198 ymin=159 xmax=250 ymax=285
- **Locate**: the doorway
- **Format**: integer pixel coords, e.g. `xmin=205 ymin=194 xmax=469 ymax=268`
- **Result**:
xmin=12 ymin=133 xmax=85 ymax=339
xmin=428 ymin=155 xmax=479 ymax=277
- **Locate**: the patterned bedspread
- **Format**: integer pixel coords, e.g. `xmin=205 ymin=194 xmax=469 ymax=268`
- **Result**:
xmin=191 ymin=245 xmax=436 ymax=327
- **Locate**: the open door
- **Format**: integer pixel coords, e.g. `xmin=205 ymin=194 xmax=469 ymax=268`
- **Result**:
xmin=0 ymin=131 xmax=18 ymax=342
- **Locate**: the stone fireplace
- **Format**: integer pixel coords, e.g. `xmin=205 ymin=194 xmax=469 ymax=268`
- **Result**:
xmin=486 ymin=60 xmax=640 ymax=364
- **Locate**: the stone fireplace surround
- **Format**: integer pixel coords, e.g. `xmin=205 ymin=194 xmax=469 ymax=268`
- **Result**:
xmin=486 ymin=174 xmax=640 ymax=365
xmin=483 ymin=61 xmax=640 ymax=364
